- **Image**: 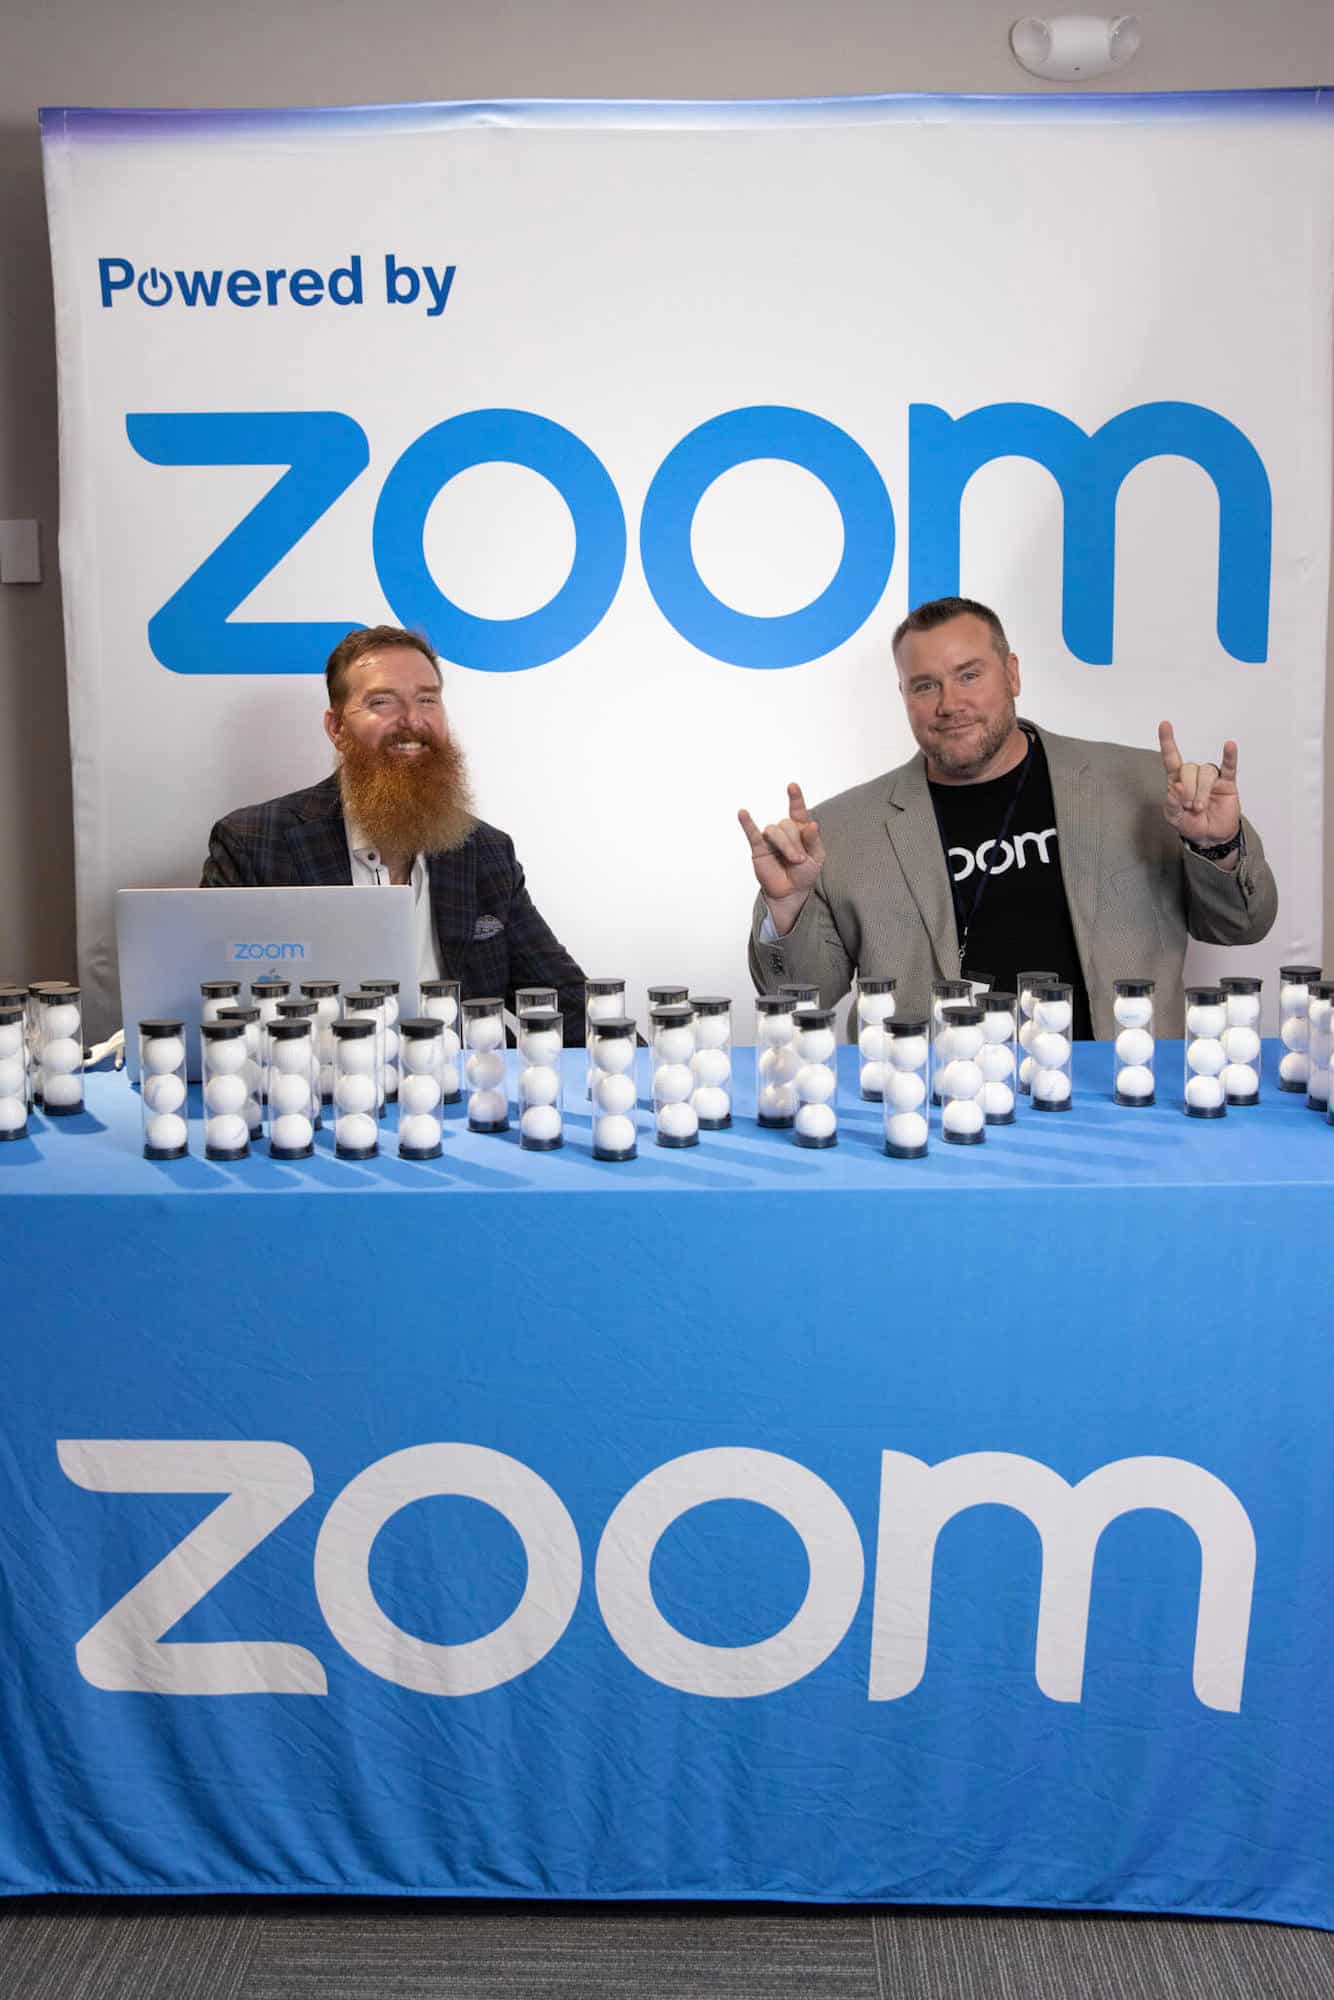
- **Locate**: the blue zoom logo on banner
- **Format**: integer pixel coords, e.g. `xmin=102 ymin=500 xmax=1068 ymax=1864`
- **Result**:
xmin=126 ymin=401 xmax=1272 ymax=675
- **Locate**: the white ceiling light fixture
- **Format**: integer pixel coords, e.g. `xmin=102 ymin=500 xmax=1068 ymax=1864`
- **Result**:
xmin=1010 ymin=14 xmax=1142 ymax=81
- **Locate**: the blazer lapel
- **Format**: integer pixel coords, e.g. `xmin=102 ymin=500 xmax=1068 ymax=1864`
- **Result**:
xmin=427 ymin=839 xmax=478 ymax=957
xmin=885 ymin=758 xmax=960 ymax=978
xmin=1041 ymin=726 xmax=1100 ymax=970
xmin=287 ymin=777 xmax=354 ymax=885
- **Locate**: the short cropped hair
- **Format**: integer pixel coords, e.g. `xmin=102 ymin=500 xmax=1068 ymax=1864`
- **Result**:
xmin=892 ymin=597 xmax=1010 ymax=664
xmin=324 ymin=626 xmax=441 ymax=708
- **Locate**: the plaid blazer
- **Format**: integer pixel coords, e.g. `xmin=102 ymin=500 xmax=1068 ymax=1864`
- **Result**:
xmin=201 ymin=774 xmax=588 ymax=1041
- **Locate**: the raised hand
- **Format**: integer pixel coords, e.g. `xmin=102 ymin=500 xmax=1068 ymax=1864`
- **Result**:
xmin=738 ymin=782 xmax=826 ymax=934
xmin=1158 ymin=722 xmax=1241 ymax=850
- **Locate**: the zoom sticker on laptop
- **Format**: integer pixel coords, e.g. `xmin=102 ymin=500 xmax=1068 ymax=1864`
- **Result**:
xmin=227 ymin=940 xmax=312 ymax=963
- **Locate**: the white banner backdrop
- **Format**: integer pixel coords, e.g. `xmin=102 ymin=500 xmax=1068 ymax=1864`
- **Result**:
xmin=41 ymin=93 xmax=1333 ymax=1036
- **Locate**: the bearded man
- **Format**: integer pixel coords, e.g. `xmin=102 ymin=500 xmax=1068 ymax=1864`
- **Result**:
xmin=200 ymin=625 xmax=588 ymax=1035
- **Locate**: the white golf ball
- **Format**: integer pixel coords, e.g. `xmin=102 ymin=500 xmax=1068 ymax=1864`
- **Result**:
xmin=142 ymin=1071 xmax=186 ymax=1115
xmin=399 ymin=1113 xmax=443 ymax=1151
xmin=1185 ymin=1074 xmax=1225 ymax=1111
xmin=468 ymin=1088 xmax=508 ymax=1125
xmin=691 ymin=1047 xmax=731 ymax=1088
xmin=384 ymin=1065 xmax=400 ymax=1097
xmin=1114 ymin=1027 xmax=1154 ymax=1068
xmin=940 ymin=1059 xmax=983 ymax=1101
xmin=317 ymin=1027 xmax=337 ymax=1064
xmin=242 ymin=1058 xmax=264 ymax=1094
xmin=1113 ymin=995 xmax=1153 ymax=1029
xmin=982 ymin=1011 xmax=1014 ymax=1043
xmin=519 ymin=1105 xmax=562 ymax=1144
xmin=654 ymin=1026 xmax=694 ymax=1064
xmin=520 ymin=1027 xmax=561 ymax=1066
xmin=1185 ymin=1003 xmax=1227 ymax=1039
xmin=401 ymin=1036 xmax=439 ymax=1074
xmin=424 ymin=993 xmax=458 ymax=1026
xmin=795 ymin=1102 xmax=836 ymax=1141
xmin=271 ymin=1113 xmax=313 ymax=1151
xmin=691 ymin=1086 xmax=731 ymax=1122
xmin=205 ymin=1112 xmax=248 ymax=1152
xmin=979 ymin=1044 xmax=1015 ymax=1083
xmin=859 ymin=1062 xmax=890 ymax=1097
xmin=379 ymin=994 xmax=400 ymax=1027
xmin=1222 ymin=1063 xmax=1260 ymax=1099
xmin=42 ymin=1073 xmax=82 ymax=1107
xmin=381 ymin=1028 xmax=400 ymax=1066
xmin=438 ymin=1028 xmax=461 ymax=1061
xmin=399 ymin=1072 xmax=442 ymax=1114
xmin=41 ymin=1036 xmax=81 ymax=1076
xmin=886 ymin=1110 xmax=928 ymax=1151
xmin=981 ymin=1080 xmax=1015 ymax=1119
xmin=1279 ymin=1050 xmax=1309 ymax=1085
xmin=797 ymin=1026 xmax=836 ymax=1063
xmin=337 ymin=1036 xmax=375 ymax=1074
xmin=593 ymin=1071 xmax=635 ymax=1116
xmin=586 ymin=993 xmax=624 ymax=1024
xmin=888 ymin=1034 xmax=929 ymax=1072
xmin=885 ymin=1069 xmax=926 ymax=1112
xmin=594 ymin=1035 xmax=636 ymax=1076
xmin=657 ymin=1101 xmax=699 ymax=1140
xmin=1034 ymin=999 xmax=1072 ymax=1034
xmin=943 ymin=1098 xmax=984 ymax=1137
xmin=440 ymin=1061 xmax=461 ymax=1097
xmin=466 ymin=1050 xmax=505 ymax=1090
xmin=520 ymin=1063 xmax=561 ymax=1107
xmin=1225 ymin=995 xmax=1261 ymax=1027
xmin=758 ymin=1044 xmax=800 ymax=1083
xmin=795 ymin=1062 xmax=835 ymax=1105
xmin=1221 ymin=1025 xmax=1260 ymax=1066
xmin=932 ymin=1027 xmax=957 ymax=1065
xmin=44 ymin=1003 xmax=81 ymax=1040
xmin=0 ymin=1096 xmax=27 ymax=1132
xmin=1033 ymin=1067 xmax=1071 ymax=1104
xmin=1031 ymin=1032 xmax=1070 ymax=1071
xmin=464 ymin=1014 xmax=504 ymax=1052
xmin=1281 ymin=1016 xmax=1309 ymax=1051
xmin=857 ymin=1026 xmax=887 ymax=1062
xmin=758 ymin=1012 xmax=796 ymax=1045
xmin=1116 ymin=1064 xmax=1154 ymax=1100
xmin=1186 ymin=1037 xmax=1227 ymax=1077
xmin=270 ymin=1072 xmax=312 ymax=1116
xmin=949 ymin=1023 xmax=985 ymax=1061
xmin=245 ymin=1098 xmax=263 ymax=1134
xmin=858 ymin=991 xmax=896 ymax=1025
xmin=334 ymin=1072 xmax=377 ymax=1115
xmin=594 ymin=1111 xmax=636 ymax=1153
xmin=695 ymin=1013 xmax=730 ymax=1050
xmin=1019 ymin=1055 xmax=1035 ymax=1088
xmin=758 ymin=1083 xmax=797 ymax=1119
xmin=0 ymin=1057 xmax=26 ymax=1099
xmin=144 ymin=1111 xmax=187 ymax=1150
xmin=316 ymin=996 xmax=340 ymax=1024
xmin=319 ymin=1064 xmax=335 ymax=1097
xmin=1018 ymin=1020 xmax=1037 ymax=1052
xmin=652 ymin=1062 xmax=693 ymax=1105
xmin=0 ymin=1024 xmax=21 ymax=1059
xmin=142 ymin=1032 xmax=183 ymax=1080
xmin=271 ymin=1036 xmax=310 ymax=1074
xmin=335 ymin=1111 xmax=378 ymax=1150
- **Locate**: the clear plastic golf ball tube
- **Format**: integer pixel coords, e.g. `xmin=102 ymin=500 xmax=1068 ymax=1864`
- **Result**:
xmin=37 ymin=986 xmax=84 ymax=1117
xmin=978 ymin=991 xmax=1018 ymax=1124
xmin=1306 ymin=981 xmax=1334 ymax=1113
xmin=200 ymin=979 xmax=242 ymax=1025
xmin=139 ymin=1018 xmax=188 ymax=1159
xmin=361 ymin=981 xmax=402 ymax=1100
xmin=398 ymin=1017 xmax=446 ymax=1159
xmin=27 ymin=981 xmax=74 ymax=1110
xmin=300 ymin=981 xmax=341 ymax=1102
xmin=1016 ymin=970 xmax=1059 ymax=1098
xmin=418 ymin=980 xmax=462 ymax=1101
xmin=276 ymin=999 xmax=323 ymax=1130
xmin=1278 ymin=964 xmax=1321 ymax=1093
xmin=939 ymin=1003 xmax=986 ymax=1144
xmin=1029 ymin=982 xmax=1073 ymax=1111
xmin=647 ymin=984 xmax=689 ymax=1012
xmin=266 ymin=1020 xmax=316 ymax=1159
xmin=590 ymin=1015 xmax=639 ymax=1160
xmin=1183 ymin=985 xmax=1228 ymax=1118
xmin=344 ymin=991 xmax=388 ymax=1118
xmin=333 ymin=1018 xmax=380 ymax=1159
xmin=755 ymin=995 xmax=801 ymax=1128
xmin=855 ymin=978 xmax=897 ymax=1102
xmin=1219 ymin=976 xmax=1263 ymax=1106
xmin=884 ymin=1017 xmax=930 ymax=1159
xmin=250 ymin=977 xmax=291 ymax=1099
xmin=202 ymin=1020 xmax=252 ymax=1160
xmin=777 ymin=983 xmax=820 ymax=1011
xmin=585 ymin=978 xmax=627 ymax=1096
xmin=792 ymin=1006 xmax=838 ymax=1149
xmin=652 ymin=1003 xmax=698 ymax=1147
xmin=0 ymin=1000 xmax=28 ymax=1141
xmin=461 ymin=996 xmax=509 ymax=1133
xmin=216 ymin=1005 xmax=264 ymax=1135
xmin=688 ymin=996 xmax=733 ymax=1129
xmin=516 ymin=985 xmax=558 ymax=1017
xmin=930 ymin=979 xmax=973 ymax=1103
xmin=516 ymin=1006 xmax=564 ymax=1152
xmin=1112 ymin=979 xmax=1156 ymax=1107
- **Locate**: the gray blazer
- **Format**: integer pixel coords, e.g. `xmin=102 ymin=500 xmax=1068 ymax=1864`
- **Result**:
xmin=748 ymin=722 xmax=1278 ymax=1039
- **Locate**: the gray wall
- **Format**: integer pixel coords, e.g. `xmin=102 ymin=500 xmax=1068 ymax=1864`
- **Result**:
xmin=4 ymin=0 xmax=1332 ymax=990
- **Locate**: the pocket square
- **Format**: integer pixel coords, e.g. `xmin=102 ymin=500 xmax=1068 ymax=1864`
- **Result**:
xmin=472 ymin=914 xmax=504 ymax=940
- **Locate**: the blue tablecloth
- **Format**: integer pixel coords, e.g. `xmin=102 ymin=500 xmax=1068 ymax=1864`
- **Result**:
xmin=4 ymin=1043 xmax=1334 ymax=1920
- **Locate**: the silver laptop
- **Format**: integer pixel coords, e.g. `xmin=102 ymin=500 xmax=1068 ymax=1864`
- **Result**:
xmin=116 ymin=886 xmax=417 ymax=1080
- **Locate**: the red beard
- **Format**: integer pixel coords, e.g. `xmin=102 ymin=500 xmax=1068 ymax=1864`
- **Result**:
xmin=335 ymin=728 xmax=476 ymax=857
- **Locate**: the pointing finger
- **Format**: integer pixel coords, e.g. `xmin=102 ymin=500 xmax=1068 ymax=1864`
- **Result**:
xmin=1218 ymin=740 xmax=1239 ymax=787
xmin=1158 ymin=721 xmax=1183 ymax=780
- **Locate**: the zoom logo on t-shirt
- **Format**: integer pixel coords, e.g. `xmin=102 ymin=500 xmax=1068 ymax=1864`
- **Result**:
xmin=948 ymin=827 xmax=1058 ymax=882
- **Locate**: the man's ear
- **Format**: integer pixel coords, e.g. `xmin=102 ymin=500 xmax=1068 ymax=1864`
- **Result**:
xmin=1006 ymin=652 xmax=1022 ymax=699
xmin=323 ymin=708 xmax=342 ymax=748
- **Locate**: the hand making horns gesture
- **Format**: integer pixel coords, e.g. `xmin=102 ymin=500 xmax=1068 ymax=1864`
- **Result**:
xmin=738 ymin=782 xmax=827 ymax=933
xmin=1158 ymin=722 xmax=1242 ymax=850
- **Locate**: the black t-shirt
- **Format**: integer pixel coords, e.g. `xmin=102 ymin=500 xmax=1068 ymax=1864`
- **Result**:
xmin=927 ymin=732 xmax=1094 ymax=1040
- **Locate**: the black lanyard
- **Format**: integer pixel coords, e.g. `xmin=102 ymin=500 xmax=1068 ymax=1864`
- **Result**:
xmin=956 ymin=728 xmax=1036 ymax=973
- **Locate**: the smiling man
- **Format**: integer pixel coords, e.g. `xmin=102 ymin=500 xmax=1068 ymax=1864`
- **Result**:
xmin=201 ymin=625 xmax=588 ymax=1032
xmin=741 ymin=596 xmax=1278 ymax=1037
